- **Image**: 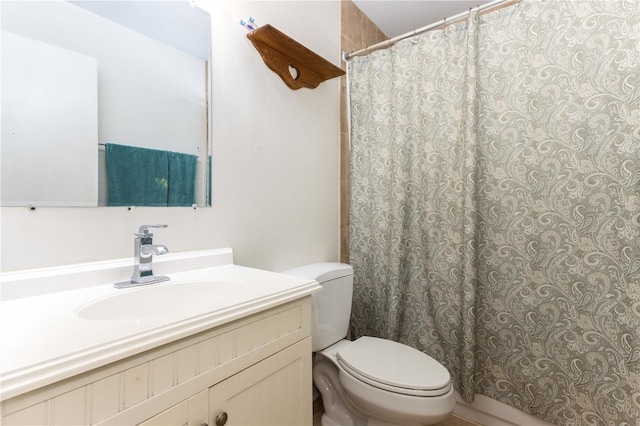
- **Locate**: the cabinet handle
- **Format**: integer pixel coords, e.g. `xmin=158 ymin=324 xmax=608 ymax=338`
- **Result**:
xmin=215 ymin=412 xmax=228 ymax=426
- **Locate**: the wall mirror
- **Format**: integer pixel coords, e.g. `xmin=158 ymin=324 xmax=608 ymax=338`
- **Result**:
xmin=1 ymin=0 xmax=211 ymax=207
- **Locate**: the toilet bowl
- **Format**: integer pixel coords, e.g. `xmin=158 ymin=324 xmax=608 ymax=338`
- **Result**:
xmin=283 ymin=263 xmax=455 ymax=426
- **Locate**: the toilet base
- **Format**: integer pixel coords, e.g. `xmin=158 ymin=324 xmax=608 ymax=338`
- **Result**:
xmin=367 ymin=419 xmax=406 ymax=426
xmin=320 ymin=413 xmax=402 ymax=426
xmin=320 ymin=413 xmax=343 ymax=426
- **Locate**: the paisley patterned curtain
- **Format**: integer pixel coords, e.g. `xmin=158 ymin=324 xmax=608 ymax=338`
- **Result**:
xmin=347 ymin=1 xmax=640 ymax=425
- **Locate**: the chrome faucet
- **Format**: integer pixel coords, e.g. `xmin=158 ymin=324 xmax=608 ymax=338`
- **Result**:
xmin=115 ymin=224 xmax=170 ymax=288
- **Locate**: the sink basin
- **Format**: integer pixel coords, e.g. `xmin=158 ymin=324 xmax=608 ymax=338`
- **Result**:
xmin=76 ymin=280 xmax=243 ymax=320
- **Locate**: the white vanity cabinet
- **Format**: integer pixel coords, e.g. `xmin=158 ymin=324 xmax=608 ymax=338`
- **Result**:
xmin=1 ymin=297 xmax=313 ymax=426
xmin=208 ymin=337 xmax=310 ymax=426
xmin=138 ymin=389 xmax=208 ymax=426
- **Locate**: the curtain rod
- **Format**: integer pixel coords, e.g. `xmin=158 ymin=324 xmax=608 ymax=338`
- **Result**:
xmin=343 ymin=0 xmax=521 ymax=60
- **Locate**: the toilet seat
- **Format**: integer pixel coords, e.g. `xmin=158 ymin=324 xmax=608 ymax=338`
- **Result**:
xmin=336 ymin=337 xmax=452 ymax=397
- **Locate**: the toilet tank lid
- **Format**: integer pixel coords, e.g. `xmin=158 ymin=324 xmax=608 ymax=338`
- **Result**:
xmin=282 ymin=263 xmax=353 ymax=283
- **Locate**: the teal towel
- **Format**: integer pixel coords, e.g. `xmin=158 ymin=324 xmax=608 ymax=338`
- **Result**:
xmin=106 ymin=143 xmax=169 ymax=206
xmin=105 ymin=143 xmax=197 ymax=207
xmin=168 ymin=152 xmax=197 ymax=207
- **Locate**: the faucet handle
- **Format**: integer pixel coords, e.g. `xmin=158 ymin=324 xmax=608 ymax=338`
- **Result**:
xmin=136 ymin=224 xmax=168 ymax=236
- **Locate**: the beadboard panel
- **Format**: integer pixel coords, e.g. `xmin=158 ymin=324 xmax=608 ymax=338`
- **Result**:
xmin=137 ymin=389 xmax=207 ymax=426
xmin=2 ymin=297 xmax=310 ymax=426
xmin=91 ymin=374 xmax=120 ymax=422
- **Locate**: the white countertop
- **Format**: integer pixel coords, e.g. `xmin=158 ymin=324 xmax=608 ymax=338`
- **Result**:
xmin=0 ymin=251 xmax=320 ymax=400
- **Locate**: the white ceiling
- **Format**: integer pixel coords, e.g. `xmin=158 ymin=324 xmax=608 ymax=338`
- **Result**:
xmin=352 ymin=0 xmax=491 ymax=38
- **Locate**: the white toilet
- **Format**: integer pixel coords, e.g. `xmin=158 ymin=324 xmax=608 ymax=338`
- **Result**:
xmin=283 ymin=263 xmax=455 ymax=426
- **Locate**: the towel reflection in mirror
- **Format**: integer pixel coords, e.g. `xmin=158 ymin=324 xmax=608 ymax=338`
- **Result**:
xmin=105 ymin=143 xmax=197 ymax=207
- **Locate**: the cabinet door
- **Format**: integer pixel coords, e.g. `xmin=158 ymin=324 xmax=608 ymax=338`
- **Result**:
xmin=209 ymin=338 xmax=312 ymax=426
xmin=138 ymin=389 xmax=207 ymax=426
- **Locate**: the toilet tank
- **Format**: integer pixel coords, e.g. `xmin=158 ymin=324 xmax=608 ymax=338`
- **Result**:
xmin=282 ymin=263 xmax=353 ymax=351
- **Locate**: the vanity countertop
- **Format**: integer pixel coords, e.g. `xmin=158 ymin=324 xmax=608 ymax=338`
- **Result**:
xmin=0 ymin=252 xmax=320 ymax=401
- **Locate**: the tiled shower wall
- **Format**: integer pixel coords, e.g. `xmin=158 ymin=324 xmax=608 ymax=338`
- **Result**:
xmin=340 ymin=0 xmax=387 ymax=263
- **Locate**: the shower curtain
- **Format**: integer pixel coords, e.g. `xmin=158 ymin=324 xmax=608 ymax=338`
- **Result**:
xmin=347 ymin=1 xmax=640 ymax=425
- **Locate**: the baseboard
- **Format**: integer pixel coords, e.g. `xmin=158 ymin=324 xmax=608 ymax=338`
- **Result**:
xmin=454 ymin=393 xmax=554 ymax=426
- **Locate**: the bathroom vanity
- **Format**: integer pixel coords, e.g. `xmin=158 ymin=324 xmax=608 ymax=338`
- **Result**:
xmin=0 ymin=249 xmax=320 ymax=425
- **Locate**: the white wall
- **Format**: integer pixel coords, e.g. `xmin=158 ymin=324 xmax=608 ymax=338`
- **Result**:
xmin=0 ymin=0 xmax=341 ymax=273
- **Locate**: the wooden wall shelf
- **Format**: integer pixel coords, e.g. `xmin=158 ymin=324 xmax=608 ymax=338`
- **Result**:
xmin=247 ymin=24 xmax=345 ymax=90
